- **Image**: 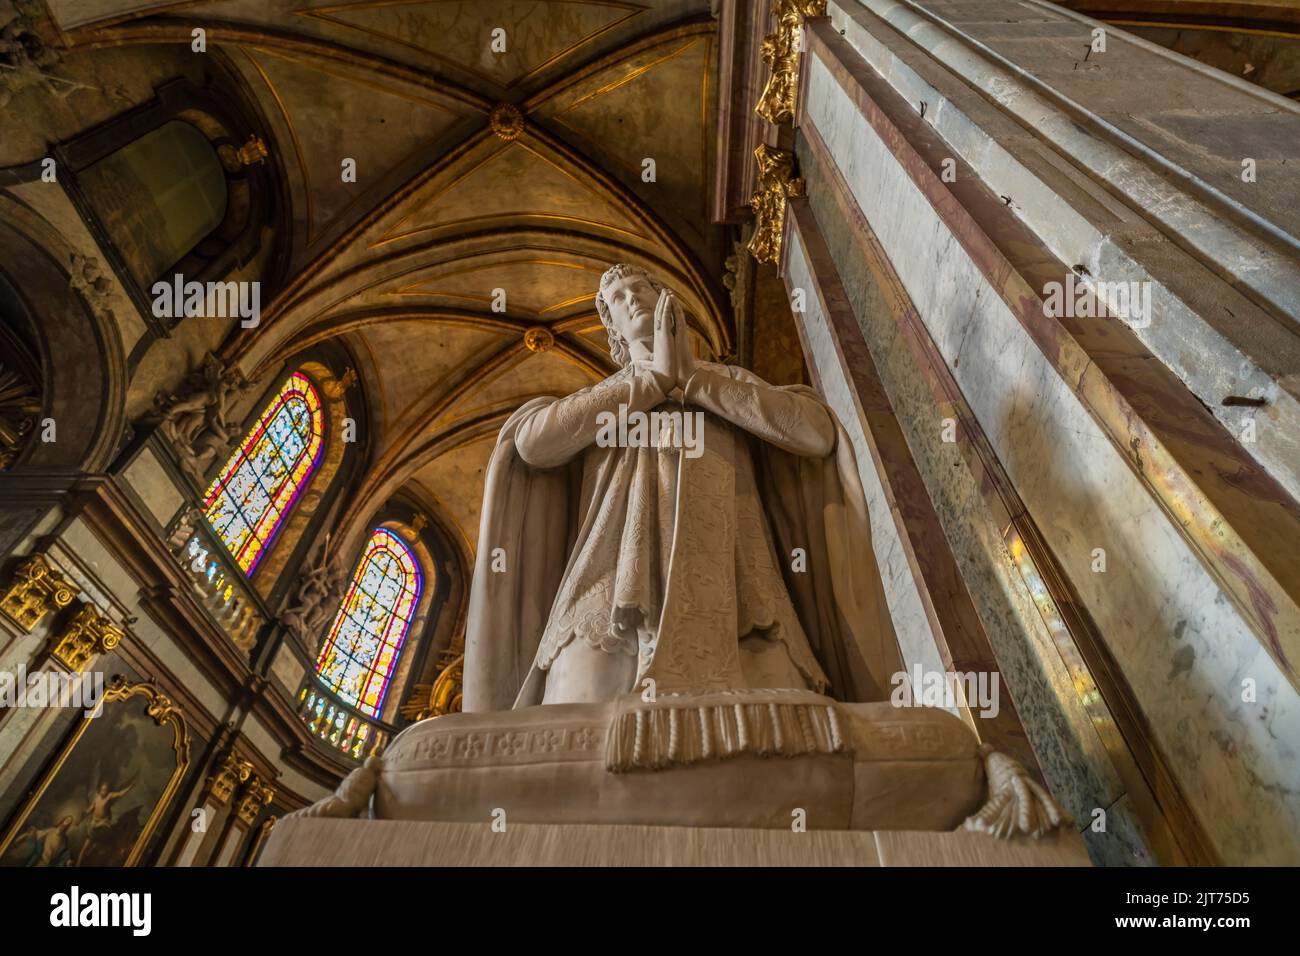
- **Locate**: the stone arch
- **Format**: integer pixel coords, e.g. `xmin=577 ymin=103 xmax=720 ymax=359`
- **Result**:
xmin=0 ymin=203 xmax=127 ymax=476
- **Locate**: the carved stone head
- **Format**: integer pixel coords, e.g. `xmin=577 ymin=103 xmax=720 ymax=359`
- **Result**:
xmin=595 ymin=263 xmax=664 ymax=368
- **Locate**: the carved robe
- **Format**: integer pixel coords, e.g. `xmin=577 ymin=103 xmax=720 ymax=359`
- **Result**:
xmin=462 ymin=362 xmax=902 ymax=711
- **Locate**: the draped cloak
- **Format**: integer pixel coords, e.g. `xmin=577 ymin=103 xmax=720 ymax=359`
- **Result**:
xmin=461 ymin=362 xmax=903 ymax=712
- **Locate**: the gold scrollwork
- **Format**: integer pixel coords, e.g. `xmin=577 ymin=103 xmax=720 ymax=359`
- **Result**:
xmin=755 ymin=0 xmax=827 ymax=126
xmin=747 ymin=145 xmax=805 ymax=265
xmin=47 ymin=603 xmax=124 ymax=672
xmin=237 ymin=135 xmax=269 ymax=167
xmin=1 ymin=554 xmax=79 ymax=632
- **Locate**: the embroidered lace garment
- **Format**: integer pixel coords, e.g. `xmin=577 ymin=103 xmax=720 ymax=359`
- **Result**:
xmin=514 ymin=363 xmax=833 ymax=699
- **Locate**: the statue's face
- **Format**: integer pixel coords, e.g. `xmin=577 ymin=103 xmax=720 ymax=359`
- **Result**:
xmin=600 ymin=272 xmax=659 ymax=346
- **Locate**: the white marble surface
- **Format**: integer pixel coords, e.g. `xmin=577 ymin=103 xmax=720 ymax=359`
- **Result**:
xmin=831 ymin=0 xmax=1300 ymax=524
xmin=804 ymin=52 xmax=1300 ymax=863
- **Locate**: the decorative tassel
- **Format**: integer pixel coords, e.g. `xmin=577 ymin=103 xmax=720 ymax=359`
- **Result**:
xmin=605 ymin=692 xmax=846 ymax=772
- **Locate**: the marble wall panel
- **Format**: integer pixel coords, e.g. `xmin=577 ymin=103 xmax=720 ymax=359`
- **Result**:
xmin=800 ymin=50 xmax=1300 ymax=863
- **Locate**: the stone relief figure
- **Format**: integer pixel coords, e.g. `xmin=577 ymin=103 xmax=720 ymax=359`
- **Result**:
xmin=280 ymin=547 xmax=344 ymax=649
xmin=0 ymin=3 xmax=115 ymax=108
xmin=463 ymin=263 xmax=903 ymax=711
xmin=153 ymin=352 xmax=249 ymax=484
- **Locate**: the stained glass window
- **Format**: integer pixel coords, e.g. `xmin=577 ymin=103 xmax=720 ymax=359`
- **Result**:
xmin=315 ymin=528 xmax=423 ymax=717
xmin=203 ymin=371 xmax=325 ymax=575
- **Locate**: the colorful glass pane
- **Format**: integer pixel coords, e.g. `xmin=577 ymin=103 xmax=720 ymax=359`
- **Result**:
xmin=315 ymin=528 xmax=423 ymax=717
xmin=203 ymin=372 xmax=324 ymax=574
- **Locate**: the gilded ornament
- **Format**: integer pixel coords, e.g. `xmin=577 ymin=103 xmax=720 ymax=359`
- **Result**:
xmin=208 ymin=751 xmax=254 ymax=806
xmin=523 ymin=327 xmax=554 ymax=353
xmin=400 ymin=652 xmax=463 ymax=722
xmin=1 ymin=554 xmax=78 ymax=632
xmin=489 ymin=103 xmax=524 ymax=141
xmin=322 ymin=367 xmax=358 ymax=400
xmin=755 ymin=0 xmax=826 ymax=126
xmin=48 ymin=603 xmax=123 ymax=672
xmin=746 ymin=145 xmax=804 ymax=265
xmin=236 ymin=135 xmax=268 ymax=167
xmin=236 ymin=775 xmax=275 ymax=825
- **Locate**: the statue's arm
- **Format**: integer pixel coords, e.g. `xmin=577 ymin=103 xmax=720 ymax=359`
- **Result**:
xmin=515 ymin=367 xmax=667 ymax=468
xmin=683 ymin=365 xmax=835 ymax=457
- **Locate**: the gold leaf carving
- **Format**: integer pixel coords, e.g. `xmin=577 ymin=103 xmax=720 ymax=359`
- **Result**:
xmin=747 ymin=145 xmax=804 ymax=265
xmin=755 ymin=0 xmax=827 ymax=126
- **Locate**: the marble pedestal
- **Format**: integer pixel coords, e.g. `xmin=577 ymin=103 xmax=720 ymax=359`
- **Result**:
xmin=371 ymin=693 xmax=988 ymax=832
xmin=264 ymin=690 xmax=1082 ymax=864
xmin=258 ymin=817 xmax=1091 ymax=866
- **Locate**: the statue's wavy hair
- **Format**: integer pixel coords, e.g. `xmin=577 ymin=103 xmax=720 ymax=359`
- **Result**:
xmin=595 ymin=263 xmax=663 ymax=368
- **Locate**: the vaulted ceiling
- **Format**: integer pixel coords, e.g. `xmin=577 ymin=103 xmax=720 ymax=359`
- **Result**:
xmin=60 ymin=0 xmax=730 ymax=558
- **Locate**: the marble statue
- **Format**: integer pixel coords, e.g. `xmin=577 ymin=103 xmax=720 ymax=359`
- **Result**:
xmin=463 ymin=263 xmax=902 ymax=712
xmin=277 ymin=265 xmax=1075 ymax=862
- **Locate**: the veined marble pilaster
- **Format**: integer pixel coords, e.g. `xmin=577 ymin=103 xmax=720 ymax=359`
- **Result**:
xmin=794 ymin=17 xmax=1300 ymax=864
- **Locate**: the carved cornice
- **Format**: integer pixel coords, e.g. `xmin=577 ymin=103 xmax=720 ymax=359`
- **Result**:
xmin=747 ymin=144 xmax=804 ymax=264
xmin=63 ymin=475 xmax=255 ymax=696
xmin=1 ymin=554 xmax=79 ymax=632
xmin=755 ymin=0 xmax=826 ymax=126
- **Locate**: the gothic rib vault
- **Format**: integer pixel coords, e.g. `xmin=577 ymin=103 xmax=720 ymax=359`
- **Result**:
xmin=63 ymin=0 xmax=733 ymax=572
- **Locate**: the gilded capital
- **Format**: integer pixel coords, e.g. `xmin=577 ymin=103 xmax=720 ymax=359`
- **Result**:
xmin=48 ymin=603 xmax=124 ymax=672
xmin=237 ymin=135 xmax=268 ymax=167
xmin=236 ymin=775 xmax=276 ymax=825
xmin=208 ymin=751 xmax=254 ymax=806
xmin=755 ymin=0 xmax=827 ymax=126
xmin=1 ymin=554 xmax=78 ymax=632
xmin=747 ymin=145 xmax=805 ymax=265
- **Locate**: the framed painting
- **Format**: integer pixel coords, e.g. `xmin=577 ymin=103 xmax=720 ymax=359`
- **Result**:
xmin=0 ymin=678 xmax=190 ymax=867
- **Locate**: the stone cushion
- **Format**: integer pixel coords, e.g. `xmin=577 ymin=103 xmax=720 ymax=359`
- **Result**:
xmin=374 ymin=695 xmax=985 ymax=832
